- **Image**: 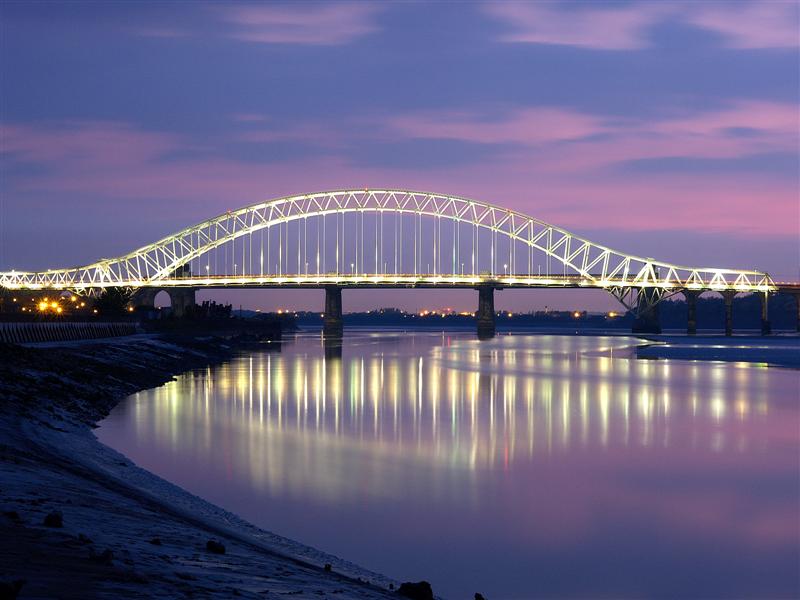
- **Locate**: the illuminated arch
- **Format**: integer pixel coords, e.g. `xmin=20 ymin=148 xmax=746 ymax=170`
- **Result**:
xmin=0 ymin=189 xmax=774 ymax=308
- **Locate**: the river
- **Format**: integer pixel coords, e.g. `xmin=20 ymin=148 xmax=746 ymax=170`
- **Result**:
xmin=97 ymin=331 xmax=800 ymax=599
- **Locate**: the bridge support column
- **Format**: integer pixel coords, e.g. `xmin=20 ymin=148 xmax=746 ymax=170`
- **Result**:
xmin=721 ymin=291 xmax=735 ymax=336
xmin=760 ymin=291 xmax=771 ymax=336
xmin=791 ymin=292 xmax=800 ymax=333
xmin=131 ymin=288 xmax=158 ymax=310
xmin=169 ymin=288 xmax=196 ymax=318
xmin=476 ymin=286 xmax=495 ymax=339
xmin=683 ymin=289 xmax=700 ymax=335
xmin=631 ymin=288 xmax=661 ymax=334
xmin=323 ymin=286 xmax=343 ymax=338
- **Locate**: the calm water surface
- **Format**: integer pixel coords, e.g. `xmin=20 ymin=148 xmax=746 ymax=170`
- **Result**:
xmin=97 ymin=332 xmax=800 ymax=599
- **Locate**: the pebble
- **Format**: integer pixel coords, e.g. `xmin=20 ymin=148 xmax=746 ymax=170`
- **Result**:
xmin=43 ymin=510 xmax=63 ymax=528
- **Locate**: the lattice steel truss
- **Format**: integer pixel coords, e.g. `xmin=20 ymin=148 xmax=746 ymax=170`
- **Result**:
xmin=0 ymin=189 xmax=775 ymax=312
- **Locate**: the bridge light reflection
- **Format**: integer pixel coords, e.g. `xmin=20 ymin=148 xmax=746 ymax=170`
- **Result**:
xmin=116 ymin=334 xmax=784 ymax=502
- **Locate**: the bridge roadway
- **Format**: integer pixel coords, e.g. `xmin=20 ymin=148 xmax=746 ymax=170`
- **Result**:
xmin=125 ymin=274 xmax=800 ymax=339
xmin=126 ymin=273 xmax=671 ymax=289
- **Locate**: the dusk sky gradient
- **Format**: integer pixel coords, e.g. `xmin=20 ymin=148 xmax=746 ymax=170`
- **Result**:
xmin=1 ymin=0 xmax=798 ymax=311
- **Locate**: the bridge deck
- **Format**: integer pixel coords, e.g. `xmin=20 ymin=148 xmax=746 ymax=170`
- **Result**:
xmin=29 ymin=273 xmax=774 ymax=292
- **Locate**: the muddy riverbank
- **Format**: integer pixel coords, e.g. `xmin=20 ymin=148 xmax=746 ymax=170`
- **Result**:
xmin=0 ymin=335 xmax=405 ymax=599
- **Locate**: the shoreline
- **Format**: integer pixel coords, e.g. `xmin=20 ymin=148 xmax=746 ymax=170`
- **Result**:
xmin=2 ymin=330 xmax=794 ymax=598
xmin=0 ymin=335 xmax=400 ymax=599
xmin=633 ymin=335 xmax=800 ymax=368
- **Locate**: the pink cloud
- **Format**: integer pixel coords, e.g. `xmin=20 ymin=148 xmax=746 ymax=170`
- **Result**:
xmin=654 ymin=100 xmax=800 ymax=138
xmin=2 ymin=119 xmax=796 ymax=246
xmin=483 ymin=1 xmax=668 ymax=50
xmin=388 ymin=107 xmax=606 ymax=145
xmin=686 ymin=1 xmax=800 ymax=49
xmin=221 ymin=3 xmax=381 ymax=45
xmin=0 ymin=121 xmax=180 ymax=168
xmin=383 ymin=100 xmax=798 ymax=169
xmin=484 ymin=1 xmax=799 ymax=50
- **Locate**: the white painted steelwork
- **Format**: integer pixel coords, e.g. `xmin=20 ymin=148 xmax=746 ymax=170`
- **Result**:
xmin=0 ymin=189 xmax=775 ymax=310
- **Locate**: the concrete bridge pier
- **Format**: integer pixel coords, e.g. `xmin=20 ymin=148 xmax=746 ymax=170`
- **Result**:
xmin=631 ymin=288 xmax=661 ymax=334
xmin=476 ymin=286 xmax=496 ymax=339
xmin=131 ymin=287 xmax=196 ymax=317
xmin=791 ymin=292 xmax=800 ymax=333
xmin=131 ymin=288 xmax=158 ymax=310
xmin=721 ymin=291 xmax=736 ymax=336
xmin=323 ymin=286 xmax=343 ymax=338
xmin=760 ymin=291 xmax=771 ymax=336
xmin=683 ymin=289 xmax=700 ymax=335
xmin=170 ymin=288 xmax=196 ymax=318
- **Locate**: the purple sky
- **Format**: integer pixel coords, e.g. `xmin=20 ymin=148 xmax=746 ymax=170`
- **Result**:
xmin=1 ymin=1 xmax=798 ymax=312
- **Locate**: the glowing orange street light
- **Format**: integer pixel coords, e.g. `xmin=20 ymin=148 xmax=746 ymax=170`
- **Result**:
xmin=56 ymin=307 xmax=63 ymax=314
xmin=38 ymin=301 xmax=48 ymax=311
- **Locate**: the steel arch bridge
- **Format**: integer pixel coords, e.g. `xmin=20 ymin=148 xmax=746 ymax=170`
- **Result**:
xmin=0 ymin=189 xmax=776 ymax=316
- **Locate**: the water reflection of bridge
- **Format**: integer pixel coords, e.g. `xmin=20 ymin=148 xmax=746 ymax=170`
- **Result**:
xmin=133 ymin=335 xmax=771 ymax=484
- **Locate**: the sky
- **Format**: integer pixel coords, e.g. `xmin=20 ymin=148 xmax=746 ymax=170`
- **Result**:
xmin=1 ymin=0 xmax=798 ymax=312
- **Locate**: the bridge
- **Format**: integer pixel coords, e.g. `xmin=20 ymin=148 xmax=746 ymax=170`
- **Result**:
xmin=1 ymin=189 xmax=795 ymax=337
